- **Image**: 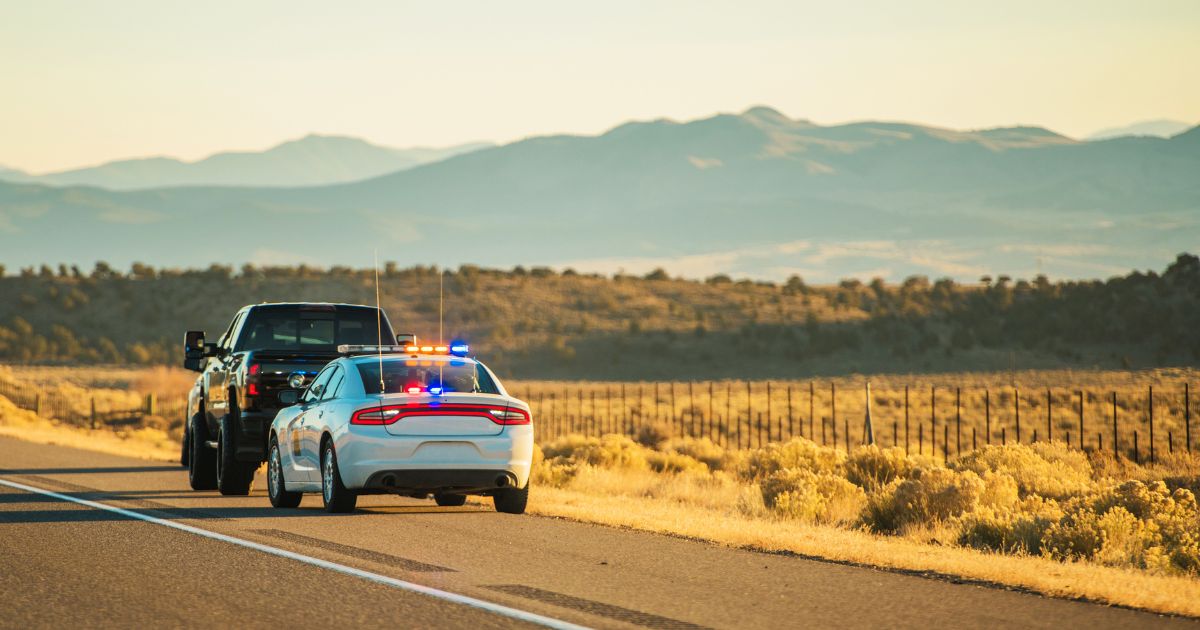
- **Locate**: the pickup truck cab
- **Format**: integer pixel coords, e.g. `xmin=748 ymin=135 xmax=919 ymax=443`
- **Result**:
xmin=182 ymin=302 xmax=401 ymax=495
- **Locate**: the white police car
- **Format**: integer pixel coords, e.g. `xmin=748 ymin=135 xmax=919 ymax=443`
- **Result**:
xmin=265 ymin=342 xmax=534 ymax=513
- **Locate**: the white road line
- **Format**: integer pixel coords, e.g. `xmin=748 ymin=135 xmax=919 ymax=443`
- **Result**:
xmin=0 ymin=477 xmax=589 ymax=630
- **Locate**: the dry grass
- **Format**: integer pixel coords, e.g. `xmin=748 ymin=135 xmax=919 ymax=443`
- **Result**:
xmin=517 ymin=485 xmax=1200 ymax=618
xmin=0 ymin=395 xmax=178 ymax=462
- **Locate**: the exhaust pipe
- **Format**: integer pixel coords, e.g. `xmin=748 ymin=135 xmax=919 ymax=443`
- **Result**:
xmin=495 ymin=475 xmax=510 ymax=488
xmin=381 ymin=474 xmax=396 ymax=487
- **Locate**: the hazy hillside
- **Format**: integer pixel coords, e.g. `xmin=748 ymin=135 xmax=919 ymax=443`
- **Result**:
xmin=0 ymin=135 xmax=491 ymax=189
xmin=0 ymin=107 xmax=1197 ymax=281
xmin=1087 ymin=119 xmax=1194 ymax=140
xmin=0 ymin=255 xmax=1196 ymax=380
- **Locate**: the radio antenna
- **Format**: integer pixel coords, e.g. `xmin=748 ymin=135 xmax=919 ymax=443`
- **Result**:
xmin=374 ymin=250 xmax=385 ymax=395
xmin=438 ymin=267 xmax=444 ymax=392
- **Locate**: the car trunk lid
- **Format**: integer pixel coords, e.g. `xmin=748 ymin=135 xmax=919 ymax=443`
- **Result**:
xmin=374 ymin=393 xmax=508 ymax=437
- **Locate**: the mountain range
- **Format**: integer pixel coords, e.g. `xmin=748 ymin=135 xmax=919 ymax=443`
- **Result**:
xmin=0 ymin=136 xmax=491 ymax=189
xmin=1086 ymin=119 xmax=1194 ymax=141
xmin=1 ymin=107 xmax=1197 ymax=282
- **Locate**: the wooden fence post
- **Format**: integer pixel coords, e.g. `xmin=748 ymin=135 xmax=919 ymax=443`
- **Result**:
xmin=955 ymin=387 xmax=961 ymax=456
xmin=930 ymin=386 xmax=936 ymax=457
xmin=787 ymin=384 xmax=794 ymax=438
xmin=1112 ymin=391 xmax=1119 ymax=458
xmin=35 ymin=393 xmax=42 ymax=417
xmin=985 ymin=388 xmax=991 ymax=445
xmin=90 ymin=397 xmax=97 ymax=430
xmin=1015 ymin=386 xmax=1022 ymax=443
xmin=1077 ymin=390 xmax=1084 ymax=450
xmin=831 ymin=382 xmax=837 ymax=450
xmin=809 ymin=381 xmax=815 ymax=442
xmin=904 ymin=385 xmax=910 ymax=454
xmin=1148 ymin=385 xmax=1155 ymax=464
xmin=1046 ymin=387 xmax=1052 ymax=443
xmin=1186 ymin=382 xmax=1192 ymax=453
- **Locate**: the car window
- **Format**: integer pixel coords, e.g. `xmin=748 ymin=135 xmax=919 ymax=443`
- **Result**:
xmin=303 ymin=365 xmax=336 ymax=403
xmin=356 ymin=358 xmax=500 ymax=395
xmin=218 ymin=312 xmax=243 ymax=349
xmin=234 ymin=306 xmax=394 ymax=352
xmin=322 ymin=367 xmax=345 ymax=400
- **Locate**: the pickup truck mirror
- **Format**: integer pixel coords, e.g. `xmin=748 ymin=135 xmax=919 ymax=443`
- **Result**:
xmin=184 ymin=330 xmax=206 ymax=372
xmin=279 ymin=390 xmax=299 ymax=405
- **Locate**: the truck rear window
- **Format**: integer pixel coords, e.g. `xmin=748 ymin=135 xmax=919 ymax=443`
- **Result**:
xmin=235 ymin=307 xmax=393 ymax=351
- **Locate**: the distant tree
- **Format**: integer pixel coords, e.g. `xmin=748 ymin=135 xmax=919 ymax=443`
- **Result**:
xmin=644 ymin=268 xmax=670 ymax=281
xmin=706 ymin=274 xmax=732 ymax=285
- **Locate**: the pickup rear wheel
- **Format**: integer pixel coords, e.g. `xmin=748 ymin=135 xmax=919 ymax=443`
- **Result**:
xmin=187 ymin=413 xmax=217 ymax=490
xmin=267 ymin=438 xmax=302 ymax=508
xmin=493 ymin=482 xmax=529 ymax=515
xmin=321 ymin=441 xmax=357 ymax=513
xmin=434 ymin=493 xmax=467 ymax=507
xmin=217 ymin=410 xmax=255 ymax=496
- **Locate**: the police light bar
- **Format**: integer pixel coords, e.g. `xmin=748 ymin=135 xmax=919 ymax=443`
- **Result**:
xmin=402 ymin=342 xmax=471 ymax=357
xmin=337 ymin=345 xmax=409 ymax=355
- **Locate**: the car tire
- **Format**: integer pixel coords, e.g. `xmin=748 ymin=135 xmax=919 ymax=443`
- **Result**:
xmin=434 ymin=493 xmax=467 ymax=507
xmin=187 ymin=413 xmax=217 ymax=491
xmin=216 ymin=410 xmax=255 ymax=496
xmin=267 ymin=438 xmax=302 ymax=509
xmin=493 ymin=482 xmax=529 ymax=515
xmin=321 ymin=441 xmax=357 ymax=513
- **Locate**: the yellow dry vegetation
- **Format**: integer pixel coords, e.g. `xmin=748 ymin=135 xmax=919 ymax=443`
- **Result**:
xmin=0 ymin=395 xmax=178 ymax=461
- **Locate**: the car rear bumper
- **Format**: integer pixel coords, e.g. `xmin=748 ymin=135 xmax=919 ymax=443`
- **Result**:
xmin=333 ymin=424 xmax=533 ymax=491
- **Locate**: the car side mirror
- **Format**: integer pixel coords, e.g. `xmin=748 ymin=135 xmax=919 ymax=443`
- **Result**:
xmin=279 ymin=390 xmax=299 ymax=405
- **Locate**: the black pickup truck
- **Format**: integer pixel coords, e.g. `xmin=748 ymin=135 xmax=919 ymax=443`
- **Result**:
xmin=181 ymin=302 xmax=400 ymax=495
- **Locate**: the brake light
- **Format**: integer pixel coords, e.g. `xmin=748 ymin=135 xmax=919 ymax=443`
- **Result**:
xmin=350 ymin=404 xmax=531 ymax=426
xmin=247 ymin=363 xmax=261 ymax=396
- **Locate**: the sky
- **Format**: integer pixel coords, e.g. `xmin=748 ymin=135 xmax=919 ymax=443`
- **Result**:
xmin=1 ymin=0 xmax=1198 ymax=173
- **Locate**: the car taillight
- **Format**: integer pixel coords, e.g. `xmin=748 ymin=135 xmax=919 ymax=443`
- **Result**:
xmin=349 ymin=404 xmax=531 ymax=426
xmin=351 ymin=407 xmax=403 ymax=425
xmin=248 ymin=383 xmax=260 ymax=396
xmin=487 ymin=408 xmax=531 ymax=425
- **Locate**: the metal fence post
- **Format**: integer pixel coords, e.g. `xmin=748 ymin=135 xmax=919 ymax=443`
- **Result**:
xmin=90 ymin=397 xmax=97 ymax=430
xmin=831 ymin=382 xmax=837 ymax=450
xmin=1077 ymin=390 xmax=1084 ymax=450
xmin=809 ymin=381 xmax=815 ymax=442
xmin=1046 ymin=387 xmax=1052 ymax=443
xmin=904 ymin=385 xmax=910 ymax=454
xmin=955 ymin=387 xmax=961 ymax=455
xmin=1112 ymin=391 xmax=1119 ymax=458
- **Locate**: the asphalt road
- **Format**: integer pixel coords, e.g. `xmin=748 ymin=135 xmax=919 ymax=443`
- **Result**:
xmin=0 ymin=436 xmax=1193 ymax=629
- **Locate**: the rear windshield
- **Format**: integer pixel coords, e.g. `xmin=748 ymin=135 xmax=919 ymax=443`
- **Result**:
xmin=356 ymin=358 xmax=500 ymax=395
xmin=235 ymin=306 xmax=394 ymax=352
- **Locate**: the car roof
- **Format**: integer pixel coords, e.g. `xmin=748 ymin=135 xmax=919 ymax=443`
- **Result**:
xmin=243 ymin=302 xmax=381 ymax=311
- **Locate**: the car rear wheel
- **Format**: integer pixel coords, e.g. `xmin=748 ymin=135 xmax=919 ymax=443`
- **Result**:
xmin=434 ymin=493 xmax=467 ymax=507
xmin=268 ymin=439 xmax=302 ymax=509
xmin=217 ymin=411 xmax=255 ymax=496
xmin=321 ymin=441 xmax=357 ymax=513
xmin=493 ymin=482 xmax=529 ymax=514
xmin=187 ymin=413 xmax=217 ymax=490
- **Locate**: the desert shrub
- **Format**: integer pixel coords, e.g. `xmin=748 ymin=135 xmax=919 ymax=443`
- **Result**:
xmin=865 ymin=467 xmax=985 ymax=532
xmin=958 ymin=496 xmax=1063 ymax=554
xmin=540 ymin=434 xmax=652 ymax=471
xmin=845 ymin=445 xmax=914 ymax=491
xmin=646 ymin=450 xmax=710 ymax=475
xmin=634 ymin=422 xmax=673 ymax=447
xmin=760 ymin=468 xmax=866 ymax=525
xmin=734 ymin=438 xmax=845 ymax=480
xmin=953 ymin=442 xmax=1093 ymax=500
xmin=662 ymin=437 xmax=728 ymax=470
xmin=1043 ymin=481 xmax=1200 ymax=575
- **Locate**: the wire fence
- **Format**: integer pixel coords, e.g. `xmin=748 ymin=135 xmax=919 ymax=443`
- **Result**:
xmin=0 ymin=379 xmax=187 ymax=430
xmin=0 ymin=376 xmax=1193 ymax=464
xmin=516 ymin=381 xmax=1195 ymax=463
